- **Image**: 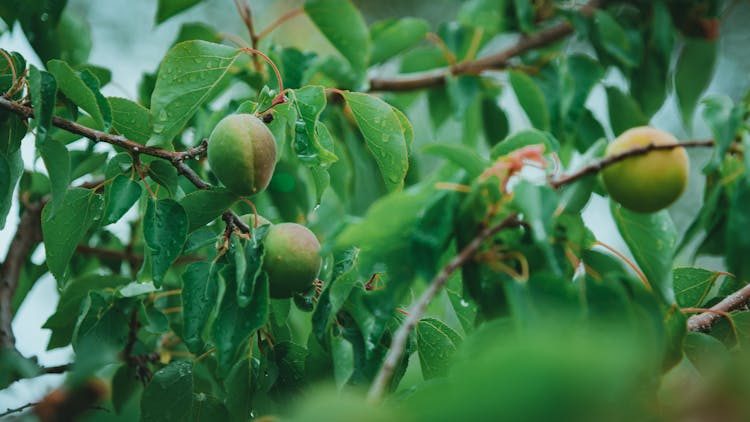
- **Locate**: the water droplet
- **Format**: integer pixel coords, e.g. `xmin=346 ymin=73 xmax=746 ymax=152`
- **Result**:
xmin=153 ymin=123 xmax=164 ymax=134
xmin=133 ymin=146 xmax=140 ymax=152
xmin=460 ymin=299 xmax=469 ymax=307
xmin=40 ymin=13 xmax=49 ymax=22
xmin=158 ymin=109 xmax=169 ymax=121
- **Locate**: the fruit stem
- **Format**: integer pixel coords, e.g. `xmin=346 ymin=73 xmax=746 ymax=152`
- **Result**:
xmin=239 ymin=48 xmax=285 ymax=105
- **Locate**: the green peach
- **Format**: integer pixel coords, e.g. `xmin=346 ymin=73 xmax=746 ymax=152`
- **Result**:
xmin=602 ymin=126 xmax=689 ymax=213
xmin=207 ymin=114 xmax=277 ymax=196
xmin=262 ymin=223 xmax=322 ymax=298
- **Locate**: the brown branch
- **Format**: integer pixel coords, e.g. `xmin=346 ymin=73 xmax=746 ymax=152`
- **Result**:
xmin=41 ymin=363 xmax=72 ymax=374
xmin=0 ymin=95 xmax=249 ymax=234
xmin=687 ymin=283 xmax=750 ymax=332
xmin=0 ymin=402 xmax=37 ymax=418
xmin=233 ymin=0 xmax=262 ymax=71
xmin=0 ymin=201 xmax=44 ymax=349
xmin=549 ymin=140 xmax=715 ymax=189
xmin=367 ymin=213 xmax=522 ymax=402
xmin=368 ymin=1 xmax=600 ymax=92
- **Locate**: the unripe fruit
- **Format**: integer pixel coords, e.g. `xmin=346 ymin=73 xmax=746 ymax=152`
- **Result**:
xmin=207 ymin=114 xmax=277 ymax=196
xmin=601 ymin=126 xmax=689 ymax=213
xmin=262 ymin=223 xmax=322 ymax=298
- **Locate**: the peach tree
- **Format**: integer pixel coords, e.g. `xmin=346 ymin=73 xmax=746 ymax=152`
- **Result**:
xmin=1 ymin=0 xmax=749 ymax=420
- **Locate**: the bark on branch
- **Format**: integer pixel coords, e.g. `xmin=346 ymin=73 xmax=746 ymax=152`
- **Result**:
xmin=368 ymin=1 xmax=600 ymax=92
xmin=688 ymin=283 xmax=750 ymax=332
xmin=367 ymin=213 xmax=521 ymax=402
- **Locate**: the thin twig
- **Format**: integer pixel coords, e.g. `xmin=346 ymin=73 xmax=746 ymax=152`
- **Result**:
xmin=687 ymin=283 xmax=750 ymax=332
xmin=368 ymin=1 xmax=600 ymax=92
xmin=549 ymin=140 xmax=715 ymax=189
xmin=367 ymin=213 xmax=521 ymax=402
xmin=233 ymin=0 xmax=262 ymax=71
xmin=0 ymin=402 xmax=37 ymax=418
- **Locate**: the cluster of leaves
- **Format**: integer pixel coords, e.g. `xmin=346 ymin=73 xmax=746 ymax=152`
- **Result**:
xmin=1 ymin=0 xmax=750 ymax=420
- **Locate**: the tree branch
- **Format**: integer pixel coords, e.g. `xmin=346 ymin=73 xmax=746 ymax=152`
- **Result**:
xmin=0 ymin=402 xmax=37 ymax=418
xmin=0 ymin=201 xmax=44 ymax=349
xmin=687 ymin=283 xmax=750 ymax=332
xmin=367 ymin=213 xmax=521 ymax=403
xmin=0 ymin=95 xmax=249 ymax=233
xmin=549 ymin=140 xmax=715 ymax=189
xmin=368 ymin=1 xmax=600 ymax=92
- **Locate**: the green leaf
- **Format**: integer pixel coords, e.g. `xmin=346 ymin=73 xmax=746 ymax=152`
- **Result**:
xmin=0 ymin=144 xmax=24 ymax=231
xmin=610 ymin=203 xmax=677 ymax=303
xmin=416 ymin=318 xmax=462 ymax=379
xmin=70 ymin=151 xmax=107 ymax=180
xmin=236 ymin=228 xmax=268 ymax=308
xmin=509 ymin=71 xmax=550 ymax=131
xmin=331 ymin=335 xmax=354 ymax=389
xmin=38 ymin=139 xmax=70 ymax=216
xmin=593 ymin=10 xmax=638 ymax=67
xmin=156 ymin=0 xmax=202 ymax=24
xmin=675 ymin=39 xmax=717 ymax=128
xmin=179 ymin=188 xmax=237 ymax=232
xmin=0 ymin=349 xmax=41 ymax=390
xmin=149 ymin=41 xmax=241 ymax=147
xmin=225 ymin=359 xmax=252 ymax=422
xmin=181 ymin=262 xmax=219 ymax=354
xmin=422 ymin=143 xmax=488 ymax=178
xmin=43 ymin=274 xmax=130 ymax=349
xmin=683 ymin=331 xmax=730 ymax=377
xmin=370 ymin=18 xmax=429 ymax=65
xmin=701 ymin=95 xmax=743 ymax=173
xmin=481 ymin=96 xmax=509 ymax=146
xmin=42 ymin=188 xmax=103 ymax=281
xmin=513 ymin=0 xmax=534 ymax=33
xmin=112 ymin=364 xmax=142 ymax=414
xmin=458 ymin=0 xmax=505 ymax=36
xmin=289 ymin=86 xmax=338 ymax=168
xmin=103 ymin=175 xmax=142 ymax=226
xmin=304 ymin=0 xmax=370 ymax=72
xmin=342 ymin=91 xmax=409 ymax=191
xmin=109 ymin=96 xmax=152 ymax=143
xmin=673 ymin=267 xmax=722 ymax=308
xmin=47 ymin=59 xmax=111 ymax=131
xmin=147 ymin=160 xmax=179 ymax=196
xmin=144 ymin=199 xmax=189 ymax=285
xmin=141 ymin=361 xmax=194 ymax=422
xmin=726 ymin=181 xmax=750 ymax=282
xmin=0 ymin=110 xmax=27 ymax=154
xmin=606 ymin=87 xmax=648 ymax=136
xmin=28 ymin=65 xmax=57 ymax=145
xmin=490 ymin=129 xmax=557 ymax=159
xmin=212 ymin=267 xmax=269 ymax=376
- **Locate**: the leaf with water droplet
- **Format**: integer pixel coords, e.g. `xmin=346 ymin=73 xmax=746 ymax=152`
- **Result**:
xmin=342 ymin=91 xmax=410 ymax=191
xmin=416 ymin=317 xmax=462 ymax=379
xmin=144 ymin=198 xmax=188 ymax=287
xmin=140 ymin=361 xmax=193 ymax=422
xmin=42 ymin=188 xmax=104 ymax=281
xmin=109 ymin=96 xmax=152 ymax=143
xmin=149 ymin=41 xmax=243 ymax=148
